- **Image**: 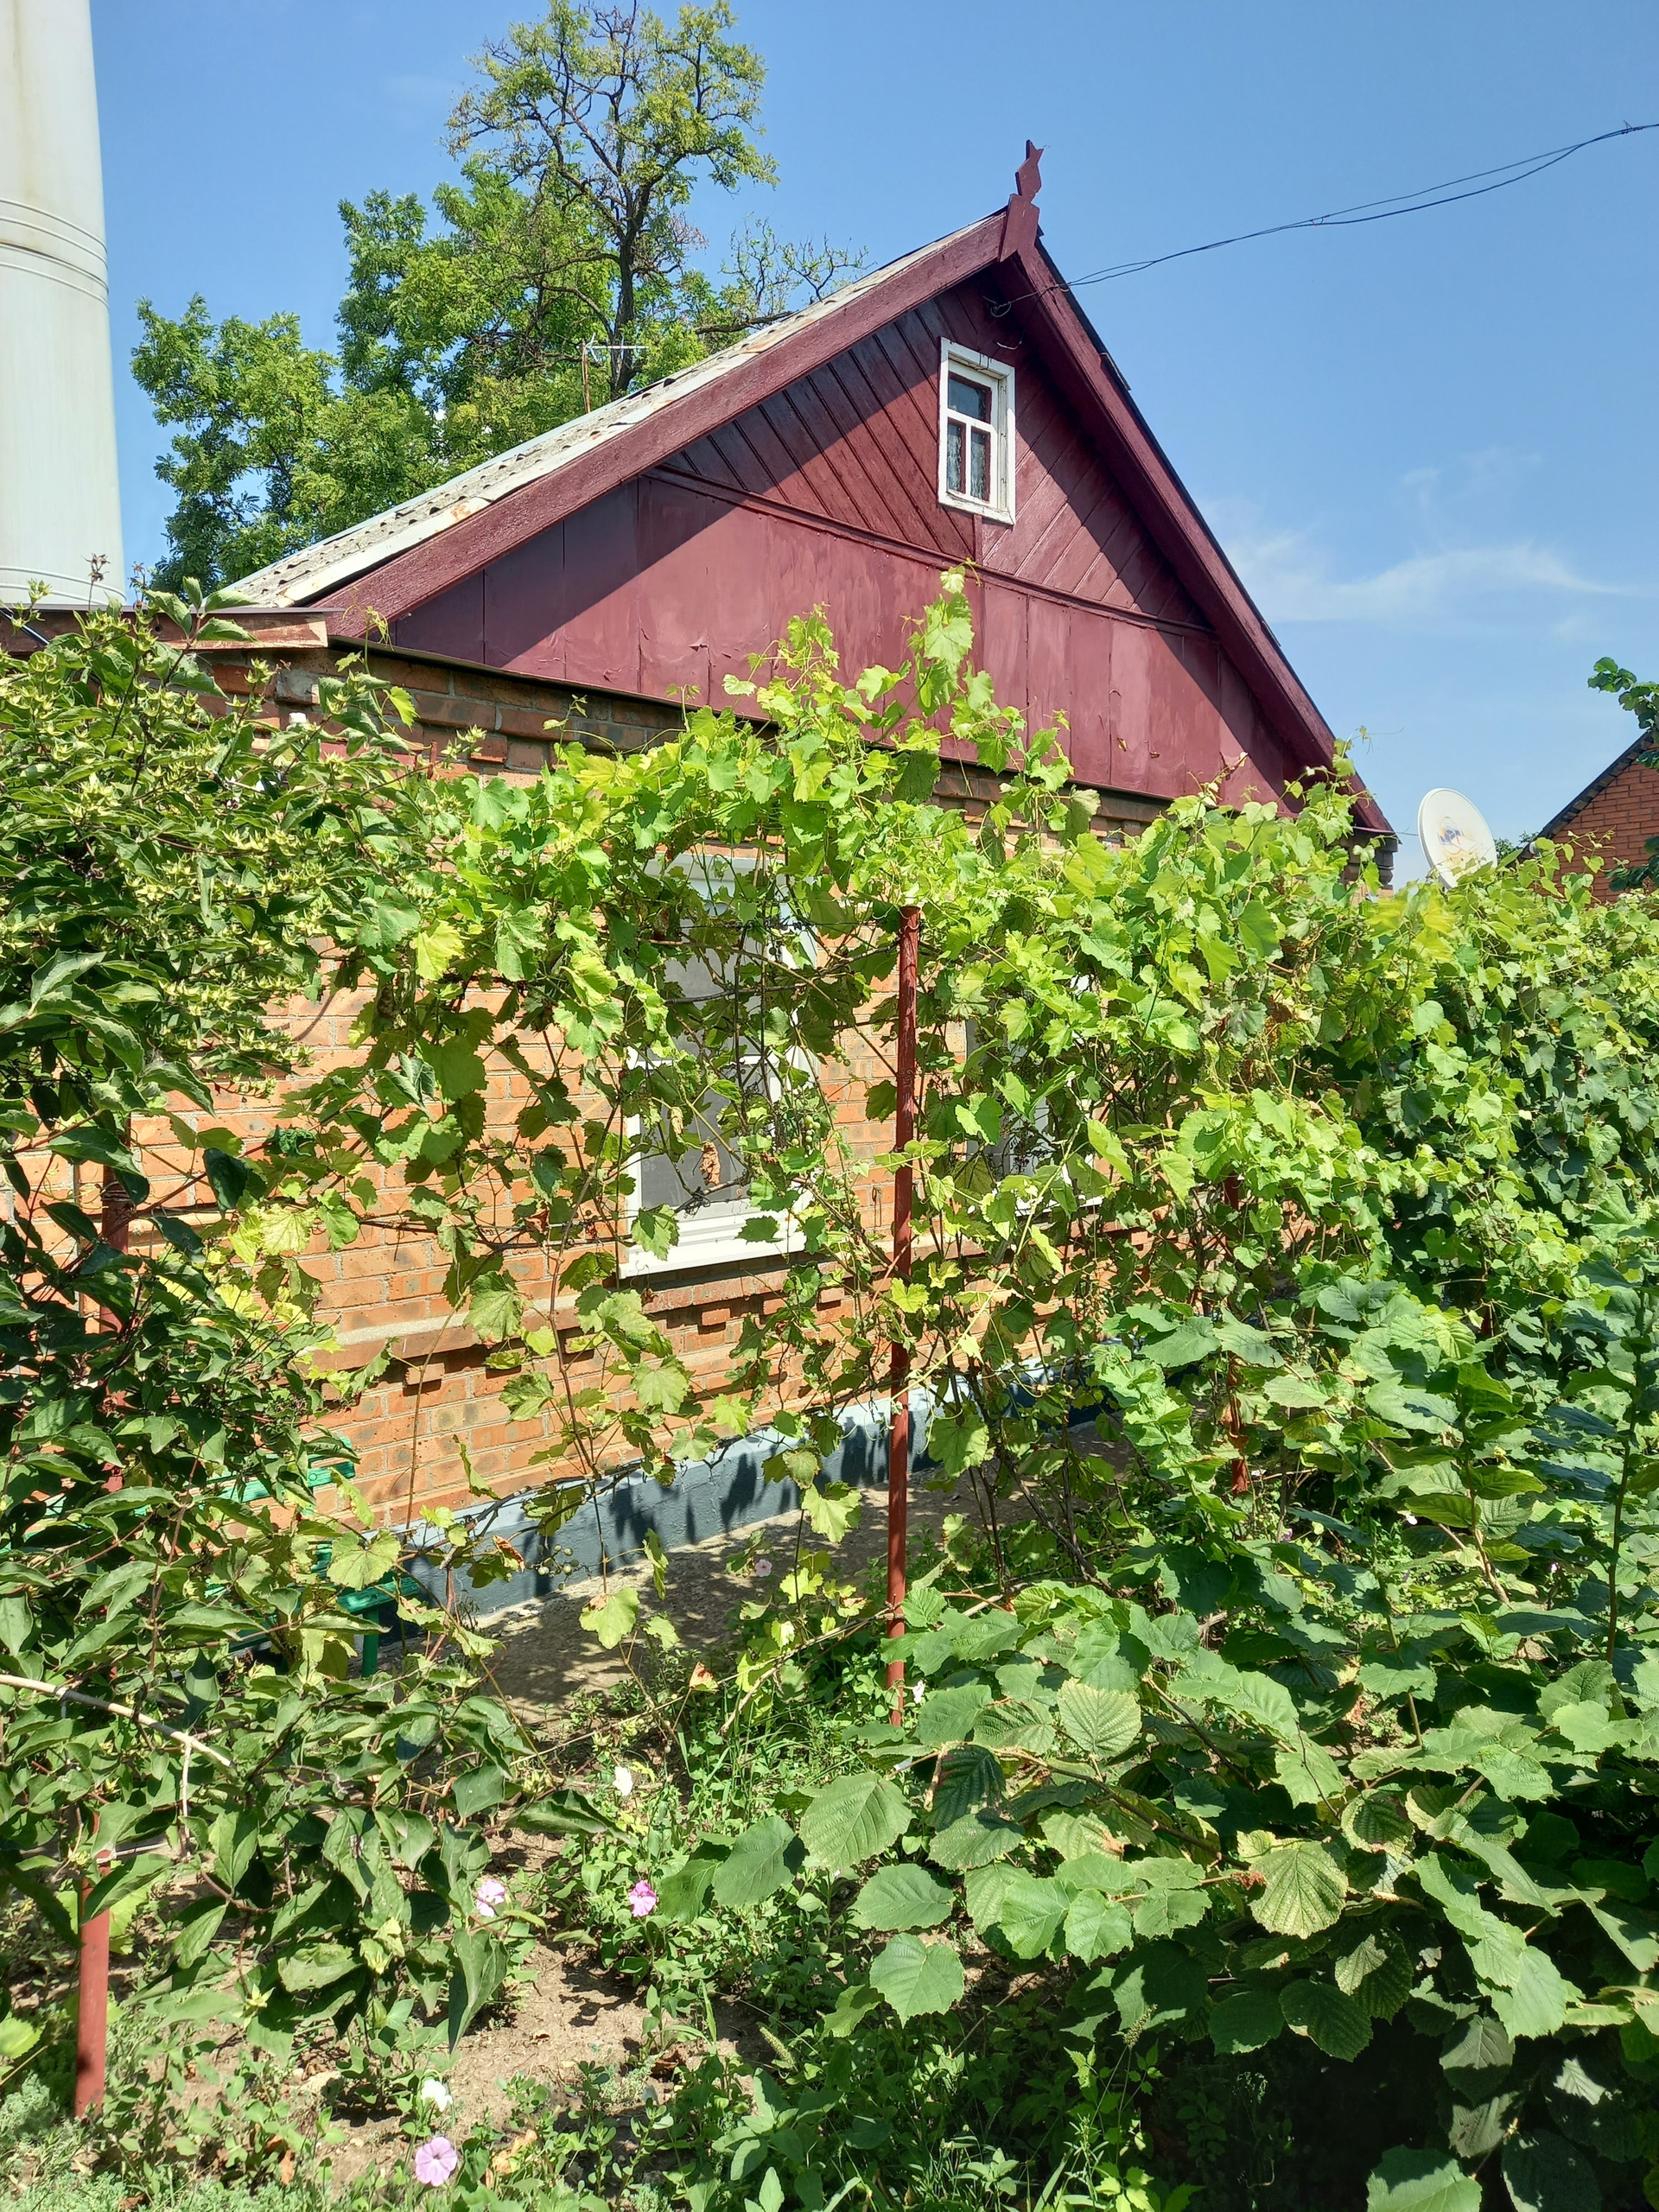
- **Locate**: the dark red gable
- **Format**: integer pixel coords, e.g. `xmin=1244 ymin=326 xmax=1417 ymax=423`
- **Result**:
xmin=278 ymin=158 xmax=1388 ymax=840
xmin=399 ymin=275 xmax=1288 ymax=811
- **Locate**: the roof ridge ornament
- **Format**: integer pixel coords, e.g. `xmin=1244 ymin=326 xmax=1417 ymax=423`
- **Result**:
xmin=1001 ymin=140 xmax=1044 ymax=258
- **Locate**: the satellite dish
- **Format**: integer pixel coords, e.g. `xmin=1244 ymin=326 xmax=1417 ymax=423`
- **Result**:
xmin=1416 ymin=788 xmax=1497 ymax=887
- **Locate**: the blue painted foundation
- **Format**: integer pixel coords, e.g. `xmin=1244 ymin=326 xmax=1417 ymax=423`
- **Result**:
xmin=402 ymin=1394 xmax=940 ymax=1619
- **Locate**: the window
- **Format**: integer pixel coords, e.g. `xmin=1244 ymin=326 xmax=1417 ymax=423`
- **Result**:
xmin=938 ymin=342 xmax=1014 ymax=523
xmin=625 ymin=963 xmax=804 ymax=1276
xmin=622 ymin=853 xmax=814 ymax=1276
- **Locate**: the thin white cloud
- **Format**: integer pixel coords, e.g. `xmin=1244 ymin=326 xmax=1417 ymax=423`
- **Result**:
xmin=1236 ymin=531 xmax=1627 ymax=626
xmin=1205 ymin=498 xmax=1642 ymax=631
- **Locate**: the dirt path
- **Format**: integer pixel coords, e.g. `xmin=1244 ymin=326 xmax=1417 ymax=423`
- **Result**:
xmin=483 ymin=1470 xmax=994 ymax=1709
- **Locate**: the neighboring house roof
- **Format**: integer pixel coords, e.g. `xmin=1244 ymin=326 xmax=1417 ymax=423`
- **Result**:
xmin=232 ymin=149 xmax=1390 ymax=837
xmin=1538 ymin=731 xmax=1654 ymax=841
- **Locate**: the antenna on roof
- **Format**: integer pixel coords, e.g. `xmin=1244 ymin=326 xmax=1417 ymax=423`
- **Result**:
xmin=1416 ymin=788 xmax=1498 ymax=886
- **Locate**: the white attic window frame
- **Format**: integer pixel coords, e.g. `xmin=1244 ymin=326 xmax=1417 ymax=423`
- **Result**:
xmin=938 ymin=340 xmax=1016 ymax=525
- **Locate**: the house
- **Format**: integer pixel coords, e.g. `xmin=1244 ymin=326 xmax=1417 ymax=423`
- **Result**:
xmin=1538 ymin=730 xmax=1659 ymax=893
xmin=50 ymin=150 xmax=1398 ymax=1535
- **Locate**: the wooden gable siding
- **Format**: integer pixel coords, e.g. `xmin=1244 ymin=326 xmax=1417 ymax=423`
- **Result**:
xmin=394 ymin=279 xmax=1288 ymax=810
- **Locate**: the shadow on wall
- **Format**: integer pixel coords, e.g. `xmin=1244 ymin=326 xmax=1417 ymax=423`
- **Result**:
xmin=404 ymin=1395 xmax=940 ymax=1618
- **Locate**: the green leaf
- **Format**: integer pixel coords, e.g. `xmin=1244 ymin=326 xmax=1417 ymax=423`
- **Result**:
xmin=976 ymin=1872 xmax=1066 ymax=1959
xmin=1365 ymin=2151 xmax=1481 ymax=2212
xmin=822 ymin=1980 xmax=885 ymax=2038
xmin=800 ymin=1479 xmax=860 ymax=1544
xmin=930 ymin=1745 xmax=1004 ymax=1826
xmin=1441 ymin=2014 xmax=1514 ymax=2076
xmin=468 ymin=1274 xmax=524 ymax=1344
xmin=868 ymin=1935 xmax=964 ymax=2022
xmin=1056 ymin=1679 xmax=1141 ymax=1759
xmin=510 ymin=1790 xmax=620 ymax=1838
xmin=1263 ymin=1373 xmax=1327 ymax=1408
xmin=1144 ymin=1319 xmax=1217 ymax=1371
xmin=448 ymin=1926 xmax=507 ymax=2049
xmin=972 ymin=1697 xmax=1056 ymax=1757
xmin=653 ymin=1844 xmax=727 ymax=1923
xmin=849 ymin=1863 xmax=955 ymax=1931
xmin=210 ymin=1808 xmax=261 ymax=1891
xmin=1211 ymin=1669 xmax=1300 ymax=1740
xmin=1281 ymin=1979 xmax=1373 ymax=2060
xmin=1214 ymin=1319 xmax=1281 ymax=1365
xmin=916 ymin=1683 xmax=993 ymax=1750
xmin=1274 ymin=1737 xmax=1345 ymax=1807
xmin=799 ymin=1774 xmax=909 ymax=1869
xmin=579 ymin=1587 xmax=640 ymax=1649
xmin=1587 ymin=1900 xmax=1659 ymax=1974
xmin=929 ymin=1809 xmax=1023 ymax=1871
xmin=1249 ymin=1841 xmax=1347 ymax=1938
xmin=1236 ymin=900 xmax=1281 ymax=958
xmin=452 ymin=1764 xmax=505 ymax=1818
xmin=412 ymin=920 xmax=465 ymax=980
xmin=1211 ymin=1986 xmax=1285 ymax=2054
xmin=711 ymin=1817 xmax=805 ymax=1911
xmin=204 ymin=1147 xmax=260 ymax=1211
xmin=325 ymin=1529 xmax=401 ymax=1592
xmin=1503 ymin=2133 xmax=1601 ymax=2212
xmin=1491 ymin=1946 xmax=1573 ymax=2041
xmin=1111 ymin=1942 xmax=1211 ymax=2038
xmin=1335 ymin=1929 xmax=1414 ymax=2018
xmin=1358 ymin=1658 xmax=1438 ymax=1699
xmin=1062 ymin=1891 xmax=1134 ymax=1964
xmin=1133 ymin=1883 xmax=1209 ymax=1939
xmin=1367 ymin=1381 xmax=1459 ymax=1433
xmin=277 ymin=1942 xmax=359 ymax=1994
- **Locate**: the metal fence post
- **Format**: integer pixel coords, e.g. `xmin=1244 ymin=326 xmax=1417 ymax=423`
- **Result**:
xmin=887 ymin=905 xmax=920 ymax=1724
xmin=76 ymin=1163 xmax=130 ymax=2116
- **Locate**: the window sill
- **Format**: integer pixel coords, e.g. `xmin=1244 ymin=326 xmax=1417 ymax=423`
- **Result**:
xmin=938 ymin=489 xmax=1014 ymax=526
xmin=621 ymin=1217 xmax=802 ymax=1280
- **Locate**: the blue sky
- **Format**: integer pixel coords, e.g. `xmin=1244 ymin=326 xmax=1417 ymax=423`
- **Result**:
xmin=89 ymin=0 xmax=1659 ymax=864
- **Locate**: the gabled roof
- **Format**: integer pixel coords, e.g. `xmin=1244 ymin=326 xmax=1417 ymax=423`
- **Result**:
xmin=1538 ymin=730 xmax=1654 ymax=842
xmin=233 ymin=150 xmax=1390 ymax=837
xmin=232 ymin=219 xmax=988 ymax=613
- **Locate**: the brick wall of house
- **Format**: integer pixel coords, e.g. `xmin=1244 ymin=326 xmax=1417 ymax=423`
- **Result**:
xmin=1546 ymin=747 xmax=1659 ymax=897
xmin=4 ymin=610 xmax=1173 ymax=1526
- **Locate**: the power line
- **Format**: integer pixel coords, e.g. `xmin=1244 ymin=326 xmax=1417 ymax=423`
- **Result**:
xmin=1007 ymin=121 xmax=1659 ymax=303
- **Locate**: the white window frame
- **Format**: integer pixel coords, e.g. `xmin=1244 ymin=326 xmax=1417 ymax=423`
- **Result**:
xmin=621 ymin=853 xmax=810 ymax=1279
xmin=622 ymin=1039 xmax=808 ymax=1278
xmin=938 ymin=340 xmax=1016 ymax=524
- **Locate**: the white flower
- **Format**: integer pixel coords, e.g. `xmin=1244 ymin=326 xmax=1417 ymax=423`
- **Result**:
xmin=912 ymin=1681 xmax=925 ymax=1704
xmin=1402 ymin=1514 xmax=1419 ymax=1526
xmin=419 ymin=2078 xmax=453 ymax=2112
xmin=614 ymin=1765 xmax=635 ymax=1797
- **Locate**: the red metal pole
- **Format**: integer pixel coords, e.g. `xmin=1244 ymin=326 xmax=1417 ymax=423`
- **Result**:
xmin=887 ymin=906 xmax=919 ymax=1725
xmin=73 ymin=1867 xmax=111 ymax=2118
xmin=76 ymin=1166 xmax=130 ymax=2117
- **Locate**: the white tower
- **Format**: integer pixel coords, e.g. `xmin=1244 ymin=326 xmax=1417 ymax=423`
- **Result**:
xmin=0 ymin=0 xmax=124 ymax=606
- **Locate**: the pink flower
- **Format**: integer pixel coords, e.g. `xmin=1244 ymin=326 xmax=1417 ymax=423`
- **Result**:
xmin=753 ymin=1556 xmax=773 ymax=1578
xmin=628 ymin=1879 xmax=658 ymax=1918
xmin=414 ymin=2136 xmax=460 ymax=2185
xmin=474 ymin=1876 xmax=508 ymax=1920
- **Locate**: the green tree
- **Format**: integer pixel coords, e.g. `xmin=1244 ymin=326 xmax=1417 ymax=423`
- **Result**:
xmin=132 ymin=0 xmax=858 ymax=591
xmin=0 ymin=589 xmax=558 ymax=2063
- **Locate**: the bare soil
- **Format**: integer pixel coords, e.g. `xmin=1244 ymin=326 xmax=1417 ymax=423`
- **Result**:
xmin=483 ymin=1470 xmax=988 ymax=1710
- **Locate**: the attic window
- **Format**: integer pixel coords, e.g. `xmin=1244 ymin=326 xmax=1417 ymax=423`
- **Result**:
xmin=938 ymin=342 xmax=1014 ymax=523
